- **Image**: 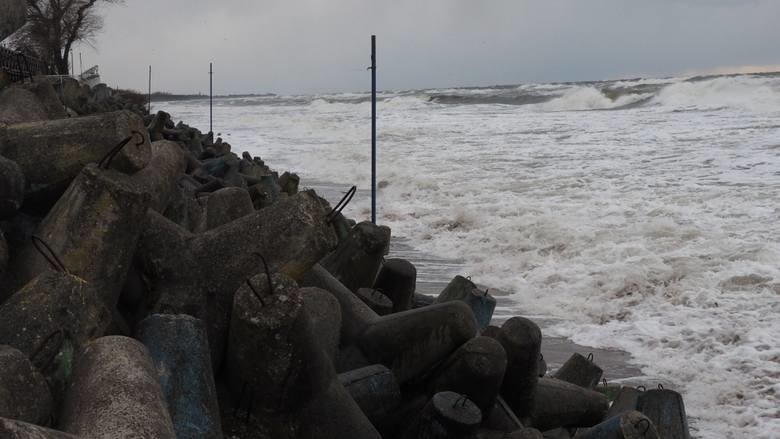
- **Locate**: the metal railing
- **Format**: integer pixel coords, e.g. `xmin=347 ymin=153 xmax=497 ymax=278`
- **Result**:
xmin=0 ymin=46 xmax=52 ymax=83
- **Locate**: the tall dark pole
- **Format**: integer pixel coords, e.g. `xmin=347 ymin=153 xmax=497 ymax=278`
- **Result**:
xmin=70 ymin=51 xmax=74 ymax=76
xmin=147 ymin=65 xmax=152 ymax=113
xmin=371 ymin=35 xmax=377 ymax=224
xmin=79 ymin=52 xmax=83 ymax=77
xmin=209 ymin=62 xmax=213 ymax=135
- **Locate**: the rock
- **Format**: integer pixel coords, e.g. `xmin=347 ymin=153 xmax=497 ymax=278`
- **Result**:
xmin=0 ymin=345 xmax=53 ymax=425
xmin=278 ymin=171 xmax=300 ymax=195
xmin=300 ymin=286 xmax=342 ymax=361
xmin=356 ymin=287 xmax=394 ymax=315
xmin=0 ymin=230 xmax=7 ymax=278
xmin=436 ymin=275 xmax=496 ymax=330
xmin=303 ymin=263 xmax=478 ymax=384
xmin=498 ymin=317 xmax=542 ymax=422
xmin=22 ymin=80 xmax=67 ymax=120
xmin=573 ymin=410 xmax=659 ymax=439
xmin=373 ymin=258 xmax=417 ymax=313
xmin=0 ymin=86 xmax=49 ymax=125
xmin=302 ymin=264 xmax=378 ymax=344
xmin=134 ymin=140 xmax=187 ymax=213
xmin=136 ymin=314 xmax=222 ymax=439
xmin=604 ymin=386 xmax=642 ymax=419
xmin=338 ymin=364 xmax=401 ymax=425
xmin=529 ymin=377 xmax=609 ymax=431
xmin=225 ymin=273 xmax=381 ymax=439
xmin=430 ymin=336 xmax=507 ymax=414
xmin=0 ymin=155 xmax=24 ymax=219
xmin=204 ymin=186 xmax=253 ymax=231
xmin=400 ymin=391 xmax=482 ymax=439
xmin=1 ymin=110 xmax=152 ymax=211
xmin=136 ymin=190 xmax=337 ymax=369
xmin=321 ymin=220 xmax=391 ymax=292
xmin=0 ymin=271 xmax=112 ymax=398
xmin=8 ymin=164 xmax=151 ymax=305
xmin=0 ymin=417 xmax=80 ymax=439
xmin=482 ymin=395 xmax=525 ymax=433
xmin=636 ymin=387 xmax=691 ymax=439
xmin=553 ymin=353 xmax=603 ymax=390
xmin=59 ymin=336 xmax=176 ymax=439
xmin=358 ymin=301 xmax=478 ymax=384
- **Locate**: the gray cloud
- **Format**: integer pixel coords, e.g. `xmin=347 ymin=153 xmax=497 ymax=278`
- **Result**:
xmin=75 ymin=0 xmax=780 ymax=94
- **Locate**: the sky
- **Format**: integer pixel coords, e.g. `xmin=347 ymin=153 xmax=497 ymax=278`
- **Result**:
xmin=72 ymin=0 xmax=780 ymax=95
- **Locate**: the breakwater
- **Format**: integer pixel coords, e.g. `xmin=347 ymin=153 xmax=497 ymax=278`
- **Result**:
xmin=0 ymin=77 xmax=693 ymax=438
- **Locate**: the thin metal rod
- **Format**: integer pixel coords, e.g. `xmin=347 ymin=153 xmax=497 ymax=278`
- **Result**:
xmin=148 ymin=65 xmax=152 ymax=113
xmin=79 ymin=52 xmax=83 ymax=77
xmin=70 ymin=50 xmax=74 ymax=76
xmin=209 ymin=62 xmax=213 ymax=135
xmin=371 ymin=35 xmax=377 ymax=224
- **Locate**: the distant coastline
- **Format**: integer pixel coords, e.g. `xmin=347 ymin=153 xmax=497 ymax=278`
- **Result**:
xmin=150 ymin=91 xmax=275 ymax=101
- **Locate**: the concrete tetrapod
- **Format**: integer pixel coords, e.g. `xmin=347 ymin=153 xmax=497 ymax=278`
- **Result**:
xmin=400 ymin=391 xmax=482 ymax=439
xmin=59 ymin=336 xmax=176 ymax=439
xmin=302 ymin=263 xmax=478 ymax=385
xmin=604 ymin=387 xmax=642 ymax=419
xmin=0 ymin=154 xmax=24 ymax=219
xmin=497 ymin=317 xmax=542 ymax=422
xmin=136 ymin=314 xmax=222 ymax=439
xmin=529 ymin=377 xmax=609 ymax=431
xmin=373 ymin=257 xmax=417 ymax=313
xmin=553 ymin=353 xmax=604 ymax=389
xmin=136 ymin=190 xmax=337 ymax=369
xmin=0 ymin=345 xmax=53 ymax=426
xmin=0 ymin=230 xmax=7 ymax=278
xmin=133 ymin=140 xmax=187 ymax=213
xmin=0 ymin=417 xmax=80 ymax=439
xmin=573 ymin=410 xmax=659 ymax=439
xmin=430 ymin=336 xmax=508 ymax=415
xmin=203 ymin=186 xmax=254 ymax=231
xmin=300 ymin=286 xmax=342 ymax=361
xmin=8 ymin=164 xmax=150 ymax=304
xmin=635 ymin=387 xmax=691 ymax=439
xmin=0 ymin=110 xmax=151 ymax=211
xmin=0 ymin=271 xmax=111 ymax=398
xmin=225 ymin=273 xmax=381 ymax=439
xmin=338 ymin=364 xmax=402 ymax=425
xmin=356 ymin=287 xmax=394 ymax=315
xmin=435 ymin=275 xmax=496 ymax=330
xmin=320 ymin=220 xmax=391 ymax=292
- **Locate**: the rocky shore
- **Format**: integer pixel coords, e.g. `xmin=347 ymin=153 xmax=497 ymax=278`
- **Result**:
xmin=0 ymin=77 xmax=691 ymax=438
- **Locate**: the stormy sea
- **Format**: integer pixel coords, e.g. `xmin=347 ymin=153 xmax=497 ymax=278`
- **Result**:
xmin=160 ymin=72 xmax=780 ymax=438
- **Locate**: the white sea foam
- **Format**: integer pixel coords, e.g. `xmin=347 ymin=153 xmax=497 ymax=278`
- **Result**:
xmin=540 ymin=86 xmax=652 ymax=110
xmin=161 ymin=73 xmax=780 ymax=438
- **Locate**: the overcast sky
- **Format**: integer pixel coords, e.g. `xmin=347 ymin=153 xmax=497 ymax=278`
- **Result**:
xmin=74 ymin=0 xmax=780 ymax=95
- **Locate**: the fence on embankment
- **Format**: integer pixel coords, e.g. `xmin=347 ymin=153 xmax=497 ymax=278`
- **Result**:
xmin=0 ymin=46 xmax=52 ymax=83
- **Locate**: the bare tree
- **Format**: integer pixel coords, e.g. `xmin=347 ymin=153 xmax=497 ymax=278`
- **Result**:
xmin=10 ymin=0 xmax=122 ymax=74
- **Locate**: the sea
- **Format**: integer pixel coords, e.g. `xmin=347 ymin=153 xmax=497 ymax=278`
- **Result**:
xmin=160 ymin=72 xmax=780 ymax=438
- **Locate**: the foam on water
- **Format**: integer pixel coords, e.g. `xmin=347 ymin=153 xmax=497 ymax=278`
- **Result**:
xmin=162 ymin=73 xmax=780 ymax=438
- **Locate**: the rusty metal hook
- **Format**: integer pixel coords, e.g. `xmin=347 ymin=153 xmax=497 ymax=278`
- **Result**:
xmin=587 ymin=353 xmax=594 ymax=362
xmin=636 ymin=417 xmax=651 ymax=435
xmin=452 ymin=394 xmax=470 ymax=408
xmin=31 ymin=235 xmax=68 ymax=273
xmin=326 ymin=185 xmax=356 ymax=222
xmin=636 ymin=385 xmax=647 ymax=392
xmin=252 ymin=252 xmax=274 ymax=296
xmin=245 ymin=279 xmax=265 ymax=306
xmin=657 ymin=384 xmax=664 ymax=390
xmin=29 ymin=328 xmax=66 ymax=372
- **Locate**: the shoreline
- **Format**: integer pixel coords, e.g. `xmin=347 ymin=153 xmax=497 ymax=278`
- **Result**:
xmin=310 ymin=179 xmax=644 ymax=382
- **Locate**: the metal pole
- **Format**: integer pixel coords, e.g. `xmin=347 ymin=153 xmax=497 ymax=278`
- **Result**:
xmin=70 ymin=50 xmax=74 ymax=76
xmin=148 ymin=65 xmax=152 ymax=113
xmin=79 ymin=52 xmax=83 ymax=77
xmin=371 ymin=35 xmax=377 ymax=224
xmin=209 ymin=62 xmax=213 ymax=135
